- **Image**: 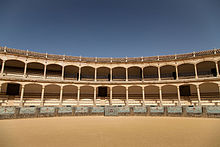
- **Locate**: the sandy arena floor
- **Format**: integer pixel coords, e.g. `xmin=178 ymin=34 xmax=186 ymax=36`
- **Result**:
xmin=0 ymin=116 xmax=220 ymax=147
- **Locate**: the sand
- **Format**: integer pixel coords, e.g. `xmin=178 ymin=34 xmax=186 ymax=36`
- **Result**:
xmin=0 ymin=116 xmax=220 ymax=147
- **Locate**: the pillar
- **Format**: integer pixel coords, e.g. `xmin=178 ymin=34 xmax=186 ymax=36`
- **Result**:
xmin=23 ymin=62 xmax=27 ymax=77
xmin=59 ymin=85 xmax=63 ymax=106
xmin=61 ymin=66 xmax=64 ymax=80
xmin=78 ymin=67 xmax=81 ymax=81
xmin=194 ymin=64 xmax=198 ymax=79
xmin=215 ymin=61 xmax=219 ymax=77
xmin=126 ymin=87 xmax=128 ymax=106
xmin=110 ymin=68 xmax=112 ymax=81
xmin=159 ymin=86 xmax=163 ymax=106
xmin=175 ymin=65 xmax=179 ymax=80
xmin=40 ymin=85 xmax=45 ymax=106
xmin=43 ymin=64 xmax=47 ymax=79
xmin=0 ymin=83 xmax=2 ymax=93
xmin=126 ymin=68 xmax=128 ymax=81
xmin=110 ymin=87 xmax=112 ymax=105
xmin=142 ymin=87 xmax=145 ymax=106
xmin=77 ymin=87 xmax=80 ymax=106
xmin=1 ymin=60 xmax=5 ymax=75
xmin=218 ymin=84 xmax=220 ymax=99
xmin=20 ymin=85 xmax=25 ymax=107
xmin=177 ymin=86 xmax=181 ymax=106
xmin=141 ymin=67 xmax=144 ymax=81
xmin=93 ymin=87 xmax=96 ymax=106
xmin=158 ymin=66 xmax=161 ymax=81
xmin=196 ymin=85 xmax=201 ymax=106
xmin=94 ymin=68 xmax=97 ymax=81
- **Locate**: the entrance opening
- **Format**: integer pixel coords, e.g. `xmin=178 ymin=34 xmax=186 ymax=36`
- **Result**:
xmin=98 ymin=87 xmax=107 ymax=97
xmin=7 ymin=83 xmax=20 ymax=95
xmin=180 ymin=85 xmax=191 ymax=96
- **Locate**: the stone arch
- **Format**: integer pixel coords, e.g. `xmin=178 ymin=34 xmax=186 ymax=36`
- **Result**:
xmin=196 ymin=61 xmax=216 ymax=77
xmin=143 ymin=66 xmax=158 ymax=80
xmin=63 ymin=85 xmax=78 ymax=99
xmin=161 ymin=85 xmax=178 ymax=100
xmin=112 ymin=67 xmax=126 ymax=81
xmin=199 ymin=82 xmax=219 ymax=100
xmin=81 ymin=66 xmax=95 ymax=81
xmin=178 ymin=63 xmax=195 ymax=79
xmin=4 ymin=59 xmax=25 ymax=76
xmin=128 ymin=66 xmax=142 ymax=81
xmin=97 ymin=67 xmax=110 ymax=81
xmin=24 ymin=83 xmax=42 ymax=99
xmin=46 ymin=64 xmax=62 ymax=79
xmin=112 ymin=86 xmax=126 ymax=106
xmin=44 ymin=84 xmax=60 ymax=99
xmin=27 ymin=62 xmax=44 ymax=78
xmin=0 ymin=82 xmax=22 ymax=100
xmin=144 ymin=85 xmax=159 ymax=100
xmin=80 ymin=86 xmax=94 ymax=99
xmin=160 ymin=65 xmax=176 ymax=80
xmin=64 ymin=65 xmax=79 ymax=80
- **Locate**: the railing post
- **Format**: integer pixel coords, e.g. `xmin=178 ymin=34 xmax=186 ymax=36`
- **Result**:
xmin=126 ymin=87 xmax=129 ymax=106
xmin=40 ymin=85 xmax=45 ymax=106
xmin=61 ymin=65 xmax=64 ymax=80
xmin=196 ymin=85 xmax=201 ymax=106
xmin=141 ymin=67 xmax=144 ymax=81
xmin=158 ymin=66 xmax=161 ymax=81
xmin=44 ymin=64 xmax=47 ymax=79
xmin=94 ymin=68 xmax=97 ymax=81
xmin=78 ymin=67 xmax=81 ymax=81
xmin=175 ymin=65 xmax=179 ymax=80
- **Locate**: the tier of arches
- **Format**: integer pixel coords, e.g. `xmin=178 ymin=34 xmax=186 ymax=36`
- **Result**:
xmin=0 ymin=59 xmax=219 ymax=81
xmin=0 ymin=82 xmax=219 ymax=106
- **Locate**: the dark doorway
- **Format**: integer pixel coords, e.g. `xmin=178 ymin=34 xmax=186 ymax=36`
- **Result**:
xmin=6 ymin=83 xmax=20 ymax=95
xmin=98 ymin=87 xmax=107 ymax=97
xmin=180 ymin=85 xmax=191 ymax=96
xmin=172 ymin=72 xmax=177 ymax=80
xmin=211 ymin=68 xmax=217 ymax=77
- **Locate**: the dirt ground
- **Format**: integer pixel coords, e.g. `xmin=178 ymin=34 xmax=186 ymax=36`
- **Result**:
xmin=0 ymin=116 xmax=220 ymax=147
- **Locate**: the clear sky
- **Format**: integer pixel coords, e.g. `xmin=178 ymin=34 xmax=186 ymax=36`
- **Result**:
xmin=0 ymin=0 xmax=220 ymax=57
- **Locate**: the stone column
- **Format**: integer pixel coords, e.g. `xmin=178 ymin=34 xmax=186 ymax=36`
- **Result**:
xmin=175 ymin=65 xmax=179 ymax=80
xmin=78 ymin=67 xmax=81 ymax=81
xmin=40 ymin=85 xmax=45 ymax=106
xmin=43 ymin=64 xmax=47 ymax=79
xmin=20 ymin=85 xmax=25 ymax=107
xmin=218 ymin=84 xmax=220 ymax=99
xmin=141 ymin=67 xmax=144 ymax=81
xmin=77 ymin=87 xmax=80 ymax=106
xmin=142 ymin=87 xmax=145 ymax=106
xmin=194 ymin=64 xmax=198 ymax=79
xmin=110 ymin=68 xmax=112 ymax=81
xmin=126 ymin=68 xmax=128 ymax=81
xmin=1 ymin=60 xmax=5 ymax=75
xmin=177 ymin=86 xmax=181 ymax=106
xmin=196 ymin=85 xmax=201 ymax=106
xmin=215 ymin=61 xmax=219 ymax=77
xmin=0 ymin=83 xmax=2 ymax=93
xmin=93 ymin=87 xmax=96 ymax=106
xmin=110 ymin=87 xmax=112 ymax=105
xmin=59 ymin=85 xmax=63 ymax=106
xmin=61 ymin=66 xmax=65 ymax=80
xmin=23 ymin=62 xmax=27 ymax=78
xmin=158 ymin=66 xmax=161 ymax=81
xmin=159 ymin=86 xmax=163 ymax=106
xmin=94 ymin=68 xmax=97 ymax=81
xmin=126 ymin=87 xmax=129 ymax=106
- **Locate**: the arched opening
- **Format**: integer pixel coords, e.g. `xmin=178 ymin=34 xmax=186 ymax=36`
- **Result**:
xmin=112 ymin=67 xmax=126 ymax=81
xmin=62 ymin=85 xmax=78 ymax=106
xmin=144 ymin=86 xmax=159 ymax=105
xmin=162 ymin=85 xmax=178 ymax=105
xmin=112 ymin=86 xmax=126 ymax=106
xmin=44 ymin=84 xmax=60 ymax=106
xmin=128 ymin=66 xmax=142 ymax=81
xmin=197 ymin=61 xmax=216 ymax=78
xmin=80 ymin=86 xmax=94 ymax=105
xmin=97 ymin=67 xmax=110 ymax=81
xmin=64 ymin=65 xmax=79 ymax=80
xmin=200 ymin=83 xmax=219 ymax=101
xmin=128 ymin=86 xmax=142 ymax=105
xmin=178 ymin=63 xmax=195 ymax=79
xmin=4 ymin=60 xmax=25 ymax=76
xmin=0 ymin=82 xmax=21 ymax=106
xmin=96 ymin=86 xmax=110 ymax=106
xmin=179 ymin=84 xmax=197 ymax=104
xmin=24 ymin=84 xmax=42 ymax=106
xmin=81 ymin=66 xmax=95 ymax=81
xmin=46 ymin=64 xmax=62 ymax=79
xmin=143 ymin=66 xmax=158 ymax=81
xmin=160 ymin=65 xmax=176 ymax=80
xmin=27 ymin=62 xmax=44 ymax=78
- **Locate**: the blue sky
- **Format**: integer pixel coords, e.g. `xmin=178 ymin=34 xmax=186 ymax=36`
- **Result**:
xmin=0 ymin=0 xmax=220 ymax=57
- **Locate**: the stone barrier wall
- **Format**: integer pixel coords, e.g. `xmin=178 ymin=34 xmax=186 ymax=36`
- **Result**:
xmin=1 ymin=106 xmax=220 ymax=119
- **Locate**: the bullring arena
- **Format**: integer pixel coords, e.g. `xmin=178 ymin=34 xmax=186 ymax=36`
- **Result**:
xmin=1 ymin=46 xmax=220 ymax=147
